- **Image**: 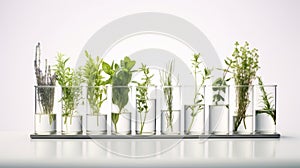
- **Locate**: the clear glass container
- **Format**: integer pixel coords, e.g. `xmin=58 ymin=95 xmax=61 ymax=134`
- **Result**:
xmin=111 ymin=112 xmax=131 ymax=135
xmin=136 ymin=98 xmax=156 ymax=135
xmin=60 ymin=86 xmax=83 ymax=135
xmin=86 ymin=114 xmax=107 ymax=135
xmin=34 ymin=86 xmax=57 ymax=135
xmin=161 ymin=86 xmax=181 ymax=135
xmin=86 ymin=86 xmax=108 ymax=135
xmin=184 ymin=105 xmax=205 ymax=135
xmin=232 ymin=85 xmax=254 ymax=134
xmin=208 ymin=85 xmax=230 ymax=135
xmin=255 ymin=85 xmax=277 ymax=134
xmin=136 ymin=86 xmax=157 ymax=135
xmin=161 ymin=110 xmax=181 ymax=135
xmin=61 ymin=115 xmax=82 ymax=135
xmin=183 ymin=86 xmax=205 ymax=135
xmin=111 ymin=86 xmax=134 ymax=135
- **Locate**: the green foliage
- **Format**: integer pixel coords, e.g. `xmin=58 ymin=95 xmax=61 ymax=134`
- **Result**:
xmin=160 ymin=60 xmax=178 ymax=131
xmin=112 ymin=56 xmax=136 ymax=112
xmin=186 ymin=53 xmax=211 ymax=133
xmin=230 ymin=41 xmax=260 ymax=85
xmin=110 ymin=56 xmax=136 ymax=133
xmin=133 ymin=64 xmax=154 ymax=134
xmin=54 ymin=53 xmax=83 ymax=124
xmin=212 ymin=59 xmax=232 ymax=105
xmin=111 ymin=113 xmax=119 ymax=131
xmin=227 ymin=41 xmax=260 ymax=131
xmin=83 ymin=51 xmax=110 ymax=116
xmin=256 ymin=76 xmax=276 ymax=124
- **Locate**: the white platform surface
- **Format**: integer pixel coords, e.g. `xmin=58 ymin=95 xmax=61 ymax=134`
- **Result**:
xmin=0 ymin=132 xmax=299 ymax=167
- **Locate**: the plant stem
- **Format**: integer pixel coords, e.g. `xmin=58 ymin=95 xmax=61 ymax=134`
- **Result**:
xmin=64 ymin=115 xmax=68 ymax=125
xmin=257 ymin=77 xmax=276 ymax=124
xmin=234 ymin=86 xmax=250 ymax=131
xmin=140 ymin=110 xmax=147 ymax=133
xmin=168 ymin=87 xmax=173 ymax=131
xmin=187 ymin=112 xmax=195 ymax=133
xmin=216 ymin=65 xmax=230 ymax=105
xmin=114 ymin=122 xmax=118 ymax=133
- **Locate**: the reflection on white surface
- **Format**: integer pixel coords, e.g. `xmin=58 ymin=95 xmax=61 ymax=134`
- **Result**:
xmin=183 ymin=140 xmax=206 ymax=158
xmin=3 ymin=132 xmax=300 ymax=167
xmin=208 ymin=140 xmax=229 ymax=158
xmin=30 ymin=138 xmax=280 ymax=159
xmin=107 ymin=140 xmax=133 ymax=158
xmin=34 ymin=140 xmax=57 ymax=158
xmin=86 ymin=140 xmax=108 ymax=158
xmin=254 ymin=139 xmax=277 ymax=158
xmin=133 ymin=140 xmax=159 ymax=158
xmin=231 ymin=140 xmax=254 ymax=159
xmin=60 ymin=141 xmax=83 ymax=159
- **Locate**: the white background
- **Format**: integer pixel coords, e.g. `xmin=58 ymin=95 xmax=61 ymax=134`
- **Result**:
xmin=0 ymin=0 xmax=299 ymax=133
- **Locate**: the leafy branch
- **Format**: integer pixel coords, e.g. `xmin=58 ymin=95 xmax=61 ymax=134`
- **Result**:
xmin=111 ymin=56 xmax=136 ymax=133
xmin=160 ymin=60 xmax=178 ymax=131
xmin=83 ymin=51 xmax=110 ymax=115
xmin=133 ymin=64 xmax=154 ymax=134
xmin=212 ymin=58 xmax=232 ymax=105
xmin=54 ymin=53 xmax=83 ymax=124
xmin=256 ymin=76 xmax=276 ymax=124
xmin=228 ymin=41 xmax=260 ymax=131
xmin=83 ymin=51 xmax=112 ymax=126
xmin=186 ymin=53 xmax=211 ymax=133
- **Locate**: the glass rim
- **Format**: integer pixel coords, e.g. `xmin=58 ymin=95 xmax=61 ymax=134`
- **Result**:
xmin=254 ymin=84 xmax=277 ymax=87
xmin=86 ymin=86 xmax=107 ymax=88
xmin=232 ymin=85 xmax=255 ymax=87
xmin=135 ymin=85 xmax=157 ymax=88
xmin=109 ymin=85 xmax=133 ymax=88
xmin=35 ymin=84 xmax=277 ymax=88
xmin=86 ymin=113 xmax=107 ymax=116
xmin=206 ymin=85 xmax=229 ymax=88
xmin=160 ymin=85 xmax=182 ymax=88
xmin=34 ymin=85 xmax=56 ymax=88
xmin=180 ymin=84 xmax=206 ymax=88
xmin=61 ymin=114 xmax=82 ymax=117
xmin=60 ymin=86 xmax=82 ymax=88
xmin=135 ymin=98 xmax=156 ymax=101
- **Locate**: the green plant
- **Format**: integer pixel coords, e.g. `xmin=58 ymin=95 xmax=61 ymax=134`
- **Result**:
xmin=83 ymin=51 xmax=111 ymax=126
xmin=133 ymin=64 xmax=154 ymax=134
xmin=110 ymin=56 xmax=136 ymax=133
xmin=186 ymin=53 xmax=211 ymax=133
xmin=160 ymin=60 xmax=179 ymax=131
xmin=211 ymin=58 xmax=232 ymax=105
xmin=54 ymin=53 xmax=83 ymax=124
xmin=256 ymin=76 xmax=276 ymax=124
xmin=227 ymin=42 xmax=259 ymax=131
xmin=34 ymin=42 xmax=56 ymax=124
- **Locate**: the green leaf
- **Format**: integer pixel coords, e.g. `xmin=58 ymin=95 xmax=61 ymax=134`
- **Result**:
xmin=102 ymin=61 xmax=111 ymax=75
xmin=213 ymin=77 xmax=223 ymax=86
xmin=112 ymin=113 xmax=120 ymax=125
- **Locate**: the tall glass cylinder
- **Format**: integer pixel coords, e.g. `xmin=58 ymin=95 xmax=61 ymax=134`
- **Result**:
xmin=255 ymin=85 xmax=277 ymax=134
xmin=232 ymin=85 xmax=254 ymax=134
xmin=61 ymin=86 xmax=83 ymax=135
xmin=208 ymin=85 xmax=230 ymax=135
xmin=34 ymin=86 xmax=57 ymax=135
xmin=136 ymin=86 xmax=157 ymax=135
xmin=161 ymin=86 xmax=181 ymax=135
xmin=184 ymin=86 xmax=205 ymax=135
xmin=111 ymin=86 xmax=133 ymax=135
xmin=86 ymin=86 xmax=108 ymax=135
